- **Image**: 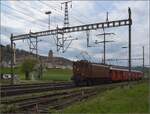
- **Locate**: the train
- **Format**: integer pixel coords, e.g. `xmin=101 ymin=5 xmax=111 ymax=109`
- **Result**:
xmin=71 ymin=60 xmax=143 ymax=85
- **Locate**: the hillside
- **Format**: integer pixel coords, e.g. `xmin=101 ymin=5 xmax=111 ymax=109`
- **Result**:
xmin=0 ymin=44 xmax=72 ymax=69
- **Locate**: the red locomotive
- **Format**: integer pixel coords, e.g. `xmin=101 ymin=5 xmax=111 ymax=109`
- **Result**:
xmin=72 ymin=60 xmax=143 ymax=85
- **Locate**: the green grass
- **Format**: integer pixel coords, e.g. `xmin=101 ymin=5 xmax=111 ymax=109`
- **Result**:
xmin=0 ymin=67 xmax=72 ymax=84
xmin=42 ymin=68 xmax=72 ymax=81
xmin=62 ymin=82 xmax=149 ymax=113
xmin=0 ymin=67 xmax=20 ymax=74
xmin=0 ymin=67 xmax=26 ymax=80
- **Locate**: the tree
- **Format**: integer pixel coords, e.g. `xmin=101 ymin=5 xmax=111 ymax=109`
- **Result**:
xmin=21 ymin=58 xmax=38 ymax=80
xmin=4 ymin=45 xmax=11 ymax=64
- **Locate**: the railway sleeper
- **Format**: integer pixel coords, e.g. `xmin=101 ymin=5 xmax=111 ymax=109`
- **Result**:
xmin=49 ymin=91 xmax=97 ymax=111
xmin=1 ymin=84 xmax=75 ymax=97
xmin=19 ymin=90 xmax=95 ymax=112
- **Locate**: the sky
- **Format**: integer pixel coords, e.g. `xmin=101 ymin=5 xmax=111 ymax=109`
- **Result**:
xmin=0 ymin=0 xmax=149 ymax=67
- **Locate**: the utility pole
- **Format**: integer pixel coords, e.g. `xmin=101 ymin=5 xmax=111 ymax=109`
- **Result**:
xmin=128 ymin=7 xmax=132 ymax=85
xmin=86 ymin=30 xmax=90 ymax=47
xmin=0 ymin=35 xmax=2 ymax=65
xmin=95 ymin=12 xmax=115 ymax=64
xmin=0 ymin=31 xmax=3 ymax=80
xmin=61 ymin=0 xmax=72 ymax=27
xmin=103 ymin=28 xmax=106 ymax=64
xmin=45 ymin=11 xmax=52 ymax=30
xmin=106 ymin=12 xmax=109 ymax=22
xmin=96 ymin=28 xmax=115 ymax=64
xmin=13 ymin=43 xmax=16 ymax=65
xmin=10 ymin=34 xmax=14 ymax=85
xmin=143 ymin=46 xmax=145 ymax=73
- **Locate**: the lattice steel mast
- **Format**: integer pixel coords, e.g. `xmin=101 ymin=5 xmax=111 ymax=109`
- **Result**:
xmin=61 ymin=1 xmax=72 ymax=27
xmin=10 ymin=8 xmax=132 ymax=84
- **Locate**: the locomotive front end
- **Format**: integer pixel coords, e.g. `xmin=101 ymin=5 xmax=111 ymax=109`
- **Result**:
xmin=72 ymin=60 xmax=90 ymax=85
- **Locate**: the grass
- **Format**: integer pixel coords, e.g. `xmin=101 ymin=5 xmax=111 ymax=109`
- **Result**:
xmin=0 ymin=67 xmax=72 ymax=84
xmin=61 ymin=82 xmax=149 ymax=113
xmin=0 ymin=67 xmax=21 ymax=74
xmin=41 ymin=68 xmax=72 ymax=81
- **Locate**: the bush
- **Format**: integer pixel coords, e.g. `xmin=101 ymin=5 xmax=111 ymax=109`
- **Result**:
xmin=21 ymin=58 xmax=38 ymax=80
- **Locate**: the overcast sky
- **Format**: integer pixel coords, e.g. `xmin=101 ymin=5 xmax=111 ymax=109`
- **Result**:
xmin=0 ymin=0 xmax=149 ymax=66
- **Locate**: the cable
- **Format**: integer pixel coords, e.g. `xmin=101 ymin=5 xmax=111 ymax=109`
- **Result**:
xmin=39 ymin=1 xmax=85 ymax=25
xmin=38 ymin=1 xmax=64 ymax=21
xmin=50 ymin=2 xmax=90 ymax=24
xmin=1 ymin=3 xmax=48 ymax=27
xmin=1 ymin=10 xmax=46 ymax=30
xmin=18 ymin=0 xmax=58 ymax=28
xmin=20 ymin=1 xmax=47 ymax=16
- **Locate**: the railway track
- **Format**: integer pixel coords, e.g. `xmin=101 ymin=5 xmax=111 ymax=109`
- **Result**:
xmin=1 ymin=82 xmax=75 ymax=97
xmin=1 ymin=81 xmax=72 ymax=90
xmin=1 ymin=81 xmax=142 ymax=113
xmin=1 ymin=89 xmax=82 ymax=104
xmin=1 ymin=87 xmax=98 ymax=113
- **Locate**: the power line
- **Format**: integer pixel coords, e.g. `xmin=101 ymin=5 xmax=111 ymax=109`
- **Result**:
xmin=20 ymin=0 xmax=58 ymax=28
xmin=2 ymin=10 xmax=46 ymax=29
xmin=20 ymin=1 xmax=47 ymax=16
xmin=1 ymin=3 xmax=48 ymax=28
xmin=20 ymin=1 xmax=61 ymax=28
xmin=38 ymin=1 xmax=64 ymax=21
xmin=39 ymin=1 xmax=85 ymax=25
xmin=48 ymin=1 xmax=89 ymax=24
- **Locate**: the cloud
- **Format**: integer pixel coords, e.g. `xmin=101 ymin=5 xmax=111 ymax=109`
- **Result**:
xmin=1 ymin=1 xmax=149 ymax=66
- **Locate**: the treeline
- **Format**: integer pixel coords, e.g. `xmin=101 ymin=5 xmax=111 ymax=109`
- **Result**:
xmin=0 ymin=44 xmax=35 ymax=63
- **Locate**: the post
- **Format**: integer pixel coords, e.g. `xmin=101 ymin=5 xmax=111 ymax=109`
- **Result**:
xmin=0 ymin=35 xmax=3 ymax=80
xmin=143 ymin=46 xmax=144 ymax=73
xmin=96 ymin=30 xmax=115 ymax=65
xmin=45 ymin=11 xmax=51 ymax=30
xmin=104 ymin=33 xmax=106 ymax=64
xmin=86 ymin=30 xmax=90 ymax=47
xmin=36 ymin=37 xmax=38 ymax=59
xmin=56 ymin=25 xmax=59 ymax=52
xmin=128 ymin=7 xmax=132 ymax=84
xmin=13 ymin=43 xmax=16 ymax=65
xmin=48 ymin=14 xmax=50 ymax=30
xmin=10 ymin=34 xmax=14 ymax=84
xmin=0 ymin=38 xmax=2 ymax=65
xmin=103 ymin=28 xmax=106 ymax=64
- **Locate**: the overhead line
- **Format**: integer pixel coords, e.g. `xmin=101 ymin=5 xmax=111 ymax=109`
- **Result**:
xmin=2 ymin=11 xmax=46 ymax=30
xmin=39 ymin=1 xmax=85 ymax=24
xmin=38 ymin=1 xmax=64 ymax=21
xmin=20 ymin=0 xmax=62 ymax=27
xmin=1 ymin=3 xmax=48 ymax=27
xmin=49 ymin=2 xmax=89 ymax=24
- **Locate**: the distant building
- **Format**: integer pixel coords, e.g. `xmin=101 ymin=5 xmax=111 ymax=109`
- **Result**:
xmin=1 ymin=45 xmax=72 ymax=69
xmin=45 ymin=50 xmax=72 ymax=69
xmin=48 ymin=50 xmax=53 ymax=60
